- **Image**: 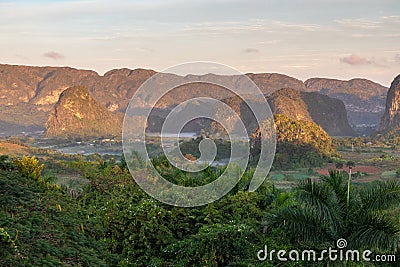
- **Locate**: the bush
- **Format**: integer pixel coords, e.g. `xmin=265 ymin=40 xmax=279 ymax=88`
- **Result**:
xmin=13 ymin=156 xmax=44 ymax=181
xmin=0 ymin=155 xmax=14 ymax=170
xmin=0 ymin=227 xmax=19 ymax=256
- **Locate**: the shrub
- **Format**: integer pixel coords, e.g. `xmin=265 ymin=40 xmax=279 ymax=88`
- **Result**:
xmin=13 ymin=156 xmax=44 ymax=181
xmin=0 ymin=155 xmax=14 ymax=170
xmin=0 ymin=228 xmax=19 ymax=257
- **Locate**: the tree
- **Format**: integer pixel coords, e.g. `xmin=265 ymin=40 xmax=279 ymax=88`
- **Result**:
xmin=0 ymin=157 xmax=114 ymax=266
xmin=0 ymin=155 xmax=14 ymax=171
xmin=13 ymin=156 xmax=44 ymax=181
xmin=264 ymin=171 xmax=400 ymax=254
xmin=346 ymin=160 xmax=355 ymax=206
xmin=335 ymin=162 xmax=343 ymax=170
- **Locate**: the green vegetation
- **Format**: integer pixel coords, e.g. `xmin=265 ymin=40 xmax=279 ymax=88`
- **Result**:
xmin=0 ymin=147 xmax=399 ymax=266
xmin=274 ymin=114 xmax=334 ymax=156
xmin=254 ymin=114 xmax=336 ymax=170
xmin=178 ymin=137 xmax=231 ymax=160
xmin=0 ymin=155 xmax=115 ymax=266
xmin=264 ymin=170 xmax=400 ymax=255
xmin=13 ymin=156 xmax=44 ymax=181
xmin=335 ymin=135 xmax=400 ymax=151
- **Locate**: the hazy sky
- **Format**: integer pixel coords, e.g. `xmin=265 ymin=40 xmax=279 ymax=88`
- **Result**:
xmin=1 ymin=0 xmax=399 ymax=86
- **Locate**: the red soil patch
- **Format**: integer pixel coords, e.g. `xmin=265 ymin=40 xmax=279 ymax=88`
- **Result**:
xmin=316 ymin=164 xmax=382 ymax=176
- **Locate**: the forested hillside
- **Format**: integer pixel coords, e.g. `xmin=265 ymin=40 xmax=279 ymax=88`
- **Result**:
xmin=1 ymin=152 xmax=399 ymax=266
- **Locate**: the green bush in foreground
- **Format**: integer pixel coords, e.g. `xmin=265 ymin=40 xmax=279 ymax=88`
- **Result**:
xmin=0 ymin=159 xmax=116 ymax=266
xmin=13 ymin=155 xmax=44 ymax=181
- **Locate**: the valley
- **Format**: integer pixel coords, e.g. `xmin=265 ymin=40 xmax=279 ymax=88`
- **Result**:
xmin=2 ymin=0 xmax=400 ymax=265
xmin=1 ymin=64 xmax=399 ymax=266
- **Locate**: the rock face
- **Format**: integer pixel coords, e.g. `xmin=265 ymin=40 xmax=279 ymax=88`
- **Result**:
xmin=304 ymin=78 xmax=388 ymax=132
xmin=300 ymin=91 xmax=355 ymax=136
xmin=45 ymin=86 xmax=122 ymax=139
xmin=267 ymin=88 xmax=312 ymax=121
xmin=208 ymin=88 xmax=355 ymax=137
xmin=0 ymin=63 xmax=390 ymax=137
xmin=377 ymin=75 xmax=400 ymax=132
xmin=0 ymin=64 xmax=98 ymax=108
xmin=267 ymin=88 xmax=355 ymax=136
xmin=0 ymin=64 xmax=155 ymax=135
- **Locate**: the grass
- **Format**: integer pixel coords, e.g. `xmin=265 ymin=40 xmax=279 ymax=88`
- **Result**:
xmin=0 ymin=141 xmax=30 ymax=156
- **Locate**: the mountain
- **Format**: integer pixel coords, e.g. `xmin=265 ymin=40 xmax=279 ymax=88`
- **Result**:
xmin=304 ymin=78 xmax=388 ymax=133
xmin=300 ymin=91 xmax=355 ymax=136
xmin=267 ymin=88 xmax=312 ymax=121
xmin=246 ymin=73 xmax=306 ymax=94
xmin=0 ymin=103 xmax=48 ymax=135
xmin=267 ymin=88 xmax=355 ymax=136
xmin=0 ymin=64 xmax=156 ymax=135
xmin=273 ymin=114 xmax=334 ymax=156
xmin=207 ymin=88 xmax=354 ymax=137
xmin=45 ymin=86 xmax=122 ymax=139
xmin=251 ymin=114 xmax=335 ymax=169
xmin=0 ymin=64 xmax=300 ymax=113
xmin=0 ymin=63 xmax=390 ymax=137
xmin=0 ymin=64 xmax=98 ymax=108
xmin=377 ymin=74 xmax=400 ymax=133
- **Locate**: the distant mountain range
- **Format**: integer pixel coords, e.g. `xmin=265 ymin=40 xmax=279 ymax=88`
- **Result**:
xmin=268 ymin=88 xmax=355 ymax=136
xmin=304 ymin=78 xmax=388 ymax=133
xmin=0 ymin=63 xmax=395 ymax=138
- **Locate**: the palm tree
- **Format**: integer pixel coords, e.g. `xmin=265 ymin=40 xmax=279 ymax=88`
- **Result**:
xmin=346 ymin=161 xmax=355 ymax=206
xmin=264 ymin=170 xmax=400 ymax=253
xmin=335 ymin=162 xmax=343 ymax=170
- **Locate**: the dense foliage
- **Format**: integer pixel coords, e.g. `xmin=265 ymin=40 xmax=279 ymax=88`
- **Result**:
xmin=1 ymin=154 xmax=399 ymax=266
xmin=0 ymin=155 xmax=116 ymax=266
xmin=264 ymin=171 xmax=400 ymax=259
xmin=252 ymin=114 xmax=336 ymax=170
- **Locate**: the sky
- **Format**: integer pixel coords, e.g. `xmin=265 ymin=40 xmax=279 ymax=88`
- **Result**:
xmin=0 ymin=0 xmax=399 ymax=86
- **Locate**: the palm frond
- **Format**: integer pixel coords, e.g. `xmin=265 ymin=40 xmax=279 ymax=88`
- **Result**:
xmin=349 ymin=212 xmax=400 ymax=253
xmin=295 ymin=178 xmax=343 ymax=232
xmin=360 ymin=180 xmax=400 ymax=211
xmin=320 ymin=170 xmax=348 ymax=206
xmin=264 ymin=206 xmax=336 ymax=243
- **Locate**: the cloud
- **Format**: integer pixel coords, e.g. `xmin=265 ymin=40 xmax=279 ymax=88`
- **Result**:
xmin=133 ymin=47 xmax=154 ymax=53
xmin=42 ymin=51 xmax=64 ymax=60
xmin=243 ymin=48 xmax=259 ymax=53
xmin=340 ymin=54 xmax=371 ymax=66
xmin=257 ymin=40 xmax=280 ymax=45
xmin=335 ymin=18 xmax=381 ymax=29
xmin=351 ymin=34 xmax=373 ymax=38
xmin=381 ymin=16 xmax=400 ymax=23
xmin=272 ymin=21 xmax=320 ymax=31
